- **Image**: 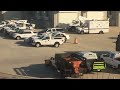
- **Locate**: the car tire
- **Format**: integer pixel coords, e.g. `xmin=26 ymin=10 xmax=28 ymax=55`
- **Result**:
xmin=16 ymin=36 xmax=21 ymax=40
xmin=64 ymin=37 xmax=67 ymax=43
xmin=80 ymin=31 xmax=84 ymax=34
xmin=35 ymin=43 xmax=41 ymax=48
xmin=54 ymin=42 xmax=60 ymax=48
xmin=99 ymin=31 xmax=104 ymax=34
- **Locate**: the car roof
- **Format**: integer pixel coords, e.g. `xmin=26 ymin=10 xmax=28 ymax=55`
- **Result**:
xmin=47 ymin=28 xmax=63 ymax=29
xmin=76 ymin=51 xmax=96 ymax=55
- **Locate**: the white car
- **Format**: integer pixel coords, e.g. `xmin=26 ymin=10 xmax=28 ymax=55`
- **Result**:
xmin=12 ymin=31 xmax=37 ymax=40
xmin=52 ymin=32 xmax=70 ymax=42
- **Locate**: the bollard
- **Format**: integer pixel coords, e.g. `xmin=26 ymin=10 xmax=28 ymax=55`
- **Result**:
xmin=74 ymin=38 xmax=78 ymax=44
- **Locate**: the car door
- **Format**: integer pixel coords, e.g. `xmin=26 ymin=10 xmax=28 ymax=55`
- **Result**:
xmin=42 ymin=36 xmax=50 ymax=45
xmin=108 ymin=53 xmax=115 ymax=66
xmin=23 ymin=32 xmax=31 ymax=38
xmin=103 ymin=54 xmax=112 ymax=65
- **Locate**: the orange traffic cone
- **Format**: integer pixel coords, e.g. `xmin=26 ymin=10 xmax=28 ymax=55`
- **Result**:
xmin=74 ymin=38 xmax=78 ymax=44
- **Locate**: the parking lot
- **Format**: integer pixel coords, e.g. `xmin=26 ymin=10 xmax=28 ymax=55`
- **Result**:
xmin=0 ymin=27 xmax=120 ymax=79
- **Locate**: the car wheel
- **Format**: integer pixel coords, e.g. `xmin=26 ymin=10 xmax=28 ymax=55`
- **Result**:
xmin=80 ymin=31 xmax=84 ymax=34
xmin=54 ymin=43 xmax=60 ymax=48
xmin=64 ymin=37 xmax=67 ymax=43
xmin=16 ymin=36 xmax=21 ymax=40
xmin=99 ymin=31 xmax=104 ymax=34
xmin=35 ymin=43 xmax=41 ymax=48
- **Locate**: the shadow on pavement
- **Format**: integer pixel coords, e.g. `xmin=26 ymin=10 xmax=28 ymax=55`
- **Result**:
xmin=109 ymin=37 xmax=117 ymax=39
xmin=15 ymin=41 xmax=33 ymax=47
xmin=13 ymin=64 xmax=60 ymax=78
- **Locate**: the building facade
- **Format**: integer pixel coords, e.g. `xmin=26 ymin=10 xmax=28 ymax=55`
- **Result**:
xmin=0 ymin=11 xmax=120 ymax=28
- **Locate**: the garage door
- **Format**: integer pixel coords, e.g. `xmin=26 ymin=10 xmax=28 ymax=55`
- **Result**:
xmin=58 ymin=12 xmax=78 ymax=24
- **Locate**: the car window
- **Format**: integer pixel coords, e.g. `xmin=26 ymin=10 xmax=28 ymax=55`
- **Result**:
xmin=47 ymin=29 xmax=51 ymax=32
xmin=23 ymin=32 xmax=31 ymax=34
xmin=110 ymin=54 xmax=114 ymax=58
xmin=59 ymin=34 xmax=64 ymax=37
xmin=46 ymin=37 xmax=50 ymax=39
xmin=56 ymin=29 xmax=64 ymax=32
xmin=55 ymin=34 xmax=61 ymax=37
xmin=52 ymin=29 xmax=56 ymax=32
xmin=103 ymin=54 xmax=109 ymax=57
xmin=38 ymin=35 xmax=44 ymax=39
xmin=71 ymin=54 xmax=85 ymax=61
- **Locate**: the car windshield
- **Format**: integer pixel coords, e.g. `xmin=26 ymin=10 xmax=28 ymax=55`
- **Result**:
xmin=52 ymin=33 xmax=57 ymax=36
xmin=43 ymin=29 xmax=48 ymax=32
xmin=71 ymin=53 xmax=86 ymax=61
xmin=38 ymin=35 xmax=44 ymax=39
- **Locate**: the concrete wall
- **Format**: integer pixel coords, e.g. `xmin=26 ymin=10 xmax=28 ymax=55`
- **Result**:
xmin=82 ymin=11 xmax=108 ymax=20
xmin=53 ymin=11 xmax=81 ymax=27
xmin=2 ymin=11 xmax=22 ymax=20
xmin=58 ymin=11 xmax=79 ymax=24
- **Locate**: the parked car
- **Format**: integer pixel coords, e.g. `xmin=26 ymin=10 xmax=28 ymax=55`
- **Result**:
xmin=72 ymin=51 xmax=106 ymax=72
xmin=12 ymin=31 xmax=37 ymax=40
xmin=51 ymin=32 xmax=70 ymax=43
xmin=100 ymin=51 xmax=120 ymax=68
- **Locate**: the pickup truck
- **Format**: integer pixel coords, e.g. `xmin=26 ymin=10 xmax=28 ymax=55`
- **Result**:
xmin=31 ymin=35 xmax=65 ymax=48
xmin=12 ymin=31 xmax=37 ymax=40
xmin=25 ymin=32 xmax=70 ymax=44
xmin=100 ymin=51 xmax=120 ymax=68
xmin=73 ymin=51 xmax=106 ymax=72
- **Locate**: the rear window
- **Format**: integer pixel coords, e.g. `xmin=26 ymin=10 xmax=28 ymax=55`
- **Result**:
xmin=56 ymin=29 xmax=64 ymax=32
xmin=54 ymin=37 xmax=63 ymax=39
xmin=24 ymin=32 xmax=31 ymax=34
xmin=103 ymin=54 xmax=109 ymax=57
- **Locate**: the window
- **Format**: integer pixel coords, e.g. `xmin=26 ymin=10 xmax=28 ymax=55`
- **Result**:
xmin=110 ymin=54 xmax=114 ymax=58
xmin=46 ymin=37 xmax=50 ymax=39
xmin=103 ymin=54 xmax=109 ymax=57
xmin=56 ymin=29 xmax=64 ymax=32
xmin=54 ymin=37 xmax=62 ymax=39
xmin=24 ymin=32 xmax=31 ymax=34
xmin=42 ymin=36 xmax=50 ymax=40
xmin=47 ymin=29 xmax=51 ymax=32
xmin=52 ymin=29 xmax=56 ymax=32
xmin=55 ymin=34 xmax=65 ymax=37
xmin=55 ymin=34 xmax=61 ymax=37
xmin=17 ymin=23 xmax=24 ymax=27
